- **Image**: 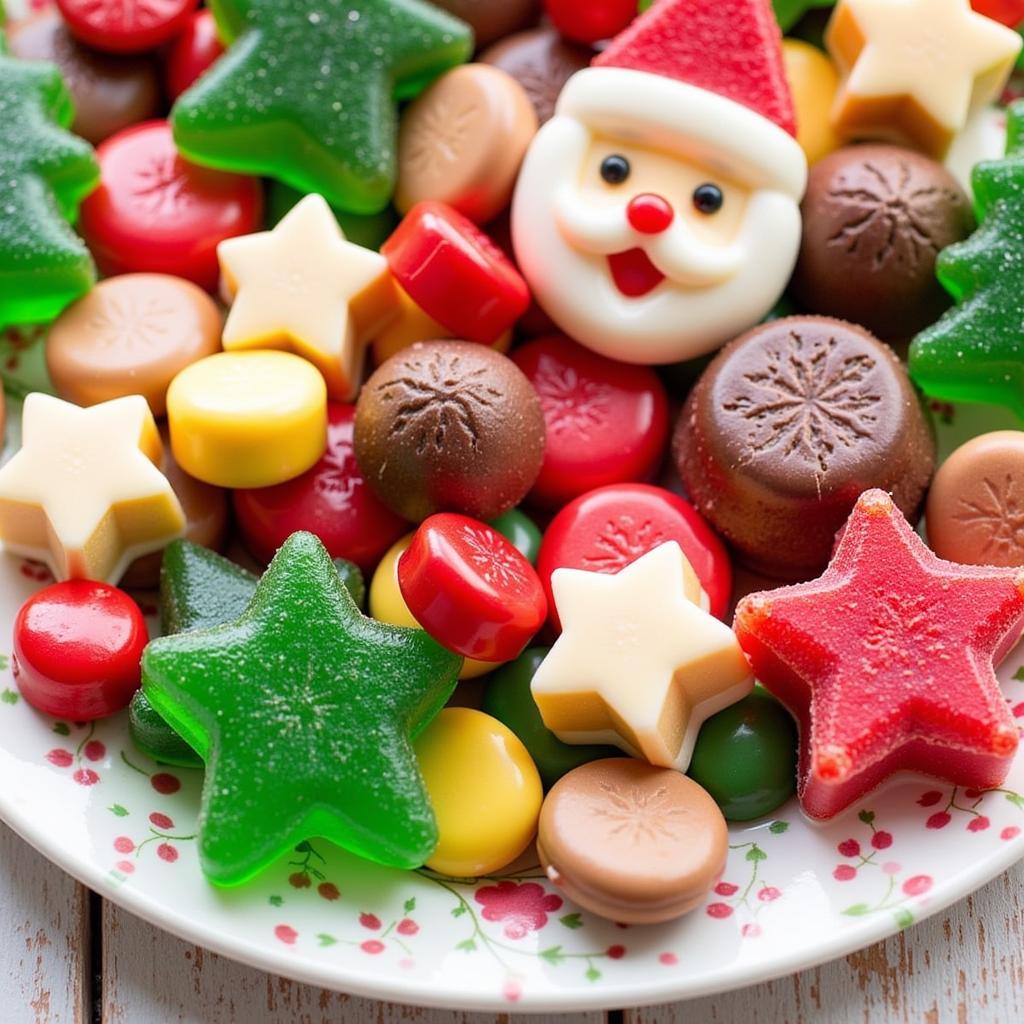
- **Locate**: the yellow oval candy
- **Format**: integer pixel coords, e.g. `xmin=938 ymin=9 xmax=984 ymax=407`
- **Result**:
xmin=782 ymin=40 xmax=842 ymax=165
xmin=416 ymin=707 xmax=543 ymax=877
xmin=369 ymin=535 xmax=495 ymax=680
xmin=167 ymin=351 xmax=327 ymax=488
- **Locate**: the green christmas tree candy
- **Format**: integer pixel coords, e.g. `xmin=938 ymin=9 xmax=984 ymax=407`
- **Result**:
xmin=141 ymin=532 xmax=460 ymax=885
xmin=0 ymin=38 xmax=98 ymax=329
xmin=171 ymin=0 xmax=473 ymax=214
xmin=909 ymin=101 xmax=1024 ymax=418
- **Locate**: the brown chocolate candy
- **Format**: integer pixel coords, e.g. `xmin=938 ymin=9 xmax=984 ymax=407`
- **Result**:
xmin=46 ymin=273 xmax=223 ymax=418
xmin=673 ymin=316 xmax=935 ymax=581
xmin=480 ymin=28 xmax=593 ymax=126
xmin=7 ymin=10 xmax=161 ymax=145
xmin=792 ymin=145 xmax=973 ymax=342
xmin=354 ymin=339 xmax=545 ymax=522
xmin=926 ymin=431 xmax=1024 ymax=567
xmin=537 ymin=758 xmax=728 ymax=925
xmin=431 ymin=0 xmax=541 ymax=50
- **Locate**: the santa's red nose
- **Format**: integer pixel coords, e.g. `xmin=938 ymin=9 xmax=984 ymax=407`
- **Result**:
xmin=627 ymin=193 xmax=674 ymax=234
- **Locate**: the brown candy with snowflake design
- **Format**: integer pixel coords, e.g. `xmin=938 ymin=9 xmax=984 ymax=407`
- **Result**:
xmin=672 ymin=316 xmax=935 ymax=581
xmin=792 ymin=145 xmax=973 ymax=342
xmin=353 ymin=339 xmax=546 ymax=522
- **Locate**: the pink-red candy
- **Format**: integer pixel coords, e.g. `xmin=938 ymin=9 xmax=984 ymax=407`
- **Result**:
xmin=511 ymin=334 xmax=669 ymax=508
xmin=381 ymin=201 xmax=530 ymax=344
xmin=164 ymin=9 xmax=224 ymax=101
xmin=13 ymin=580 xmax=148 ymax=720
xmin=398 ymin=513 xmax=547 ymax=662
xmin=58 ymin=0 xmax=199 ymax=54
xmin=233 ymin=403 xmax=408 ymax=573
xmin=545 ymin=0 xmax=637 ymax=43
xmin=971 ymin=0 xmax=1024 ymax=27
xmin=79 ymin=120 xmax=263 ymax=292
xmin=537 ymin=483 xmax=732 ymax=629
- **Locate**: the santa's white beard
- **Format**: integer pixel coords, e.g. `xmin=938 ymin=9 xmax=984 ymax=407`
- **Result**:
xmin=511 ymin=119 xmax=803 ymax=366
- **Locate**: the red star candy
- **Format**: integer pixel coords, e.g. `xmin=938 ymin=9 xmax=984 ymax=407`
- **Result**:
xmin=734 ymin=489 xmax=1024 ymax=820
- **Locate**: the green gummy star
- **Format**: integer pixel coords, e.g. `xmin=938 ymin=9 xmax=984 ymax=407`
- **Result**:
xmin=141 ymin=532 xmax=460 ymax=885
xmin=0 ymin=39 xmax=98 ymax=329
xmin=909 ymin=101 xmax=1024 ymax=419
xmin=170 ymin=0 xmax=473 ymax=214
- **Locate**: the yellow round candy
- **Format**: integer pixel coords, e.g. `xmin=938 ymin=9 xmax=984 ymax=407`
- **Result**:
xmin=782 ymin=40 xmax=842 ymax=165
xmin=167 ymin=351 xmax=327 ymax=488
xmin=369 ymin=535 xmax=495 ymax=680
xmin=416 ymin=707 xmax=543 ymax=877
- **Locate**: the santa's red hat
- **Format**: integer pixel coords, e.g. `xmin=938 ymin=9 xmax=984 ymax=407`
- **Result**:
xmin=556 ymin=0 xmax=806 ymax=199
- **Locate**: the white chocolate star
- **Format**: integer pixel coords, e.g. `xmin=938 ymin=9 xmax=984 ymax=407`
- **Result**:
xmin=0 ymin=393 xmax=185 ymax=583
xmin=531 ymin=542 xmax=754 ymax=772
xmin=827 ymin=0 xmax=1021 ymax=156
xmin=218 ymin=193 xmax=398 ymax=401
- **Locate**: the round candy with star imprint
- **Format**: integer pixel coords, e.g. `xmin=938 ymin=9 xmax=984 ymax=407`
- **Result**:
xmin=415 ymin=707 xmax=543 ymax=877
xmin=674 ymin=316 xmax=935 ymax=581
xmin=537 ymin=483 xmax=731 ymax=628
xmin=167 ymin=351 xmax=327 ymax=489
xmin=430 ymin=0 xmax=541 ymax=49
xmin=79 ymin=120 xmax=264 ymax=293
xmin=537 ymin=758 xmax=728 ymax=924
xmin=58 ymin=0 xmax=199 ymax=54
xmin=398 ymin=514 xmax=547 ymax=662
xmin=46 ymin=273 xmax=222 ymax=417
xmin=233 ymin=403 xmax=408 ymax=573
xmin=354 ymin=340 xmax=545 ymax=524
xmin=511 ymin=334 xmax=670 ymax=508
xmin=164 ymin=9 xmax=225 ymax=101
xmin=13 ymin=580 xmax=148 ymax=720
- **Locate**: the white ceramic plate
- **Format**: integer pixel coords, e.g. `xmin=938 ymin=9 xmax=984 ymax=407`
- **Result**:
xmin=1 ymin=344 xmax=1023 ymax=1011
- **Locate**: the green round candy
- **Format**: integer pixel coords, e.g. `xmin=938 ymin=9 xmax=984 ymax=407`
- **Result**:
xmin=489 ymin=508 xmax=542 ymax=565
xmin=483 ymin=648 xmax=619 ymax=790
xmin=333 ymin=558 xmax=366 ymax=611
xmin=688 ymin=686 xmax=797 ymax=821
xmin=128 ymin=690 xmax=202 ymax=768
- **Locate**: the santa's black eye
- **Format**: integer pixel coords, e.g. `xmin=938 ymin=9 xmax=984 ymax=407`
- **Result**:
xmin=692 ymin=183 xmax=724 ymax=214
xmin=600 ymin=155 xmax=631 ymax=185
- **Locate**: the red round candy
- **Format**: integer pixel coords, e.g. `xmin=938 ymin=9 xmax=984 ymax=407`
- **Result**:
xmin=381 ymin=201 xmax=530 ymax=344
xmin=13 ymin=580 xmax=148 ymax=720
xmin=971 ymin=0 xmax=1024 ymax=27
xmin=233 ymin=403 xmax=408 ymax=573
xmin=398 ymin=513 xmax=547 ymax=662
xmin=545 ymin=0 xmax=637 ymax=43
xmin=537 ymin=483 xmax=732 ymax=629
xmin=164 ymin=9 xmax=224 ymax=101
xmin=511 ymin=334 xmax=669 ymax=508
xmin=79 ymin=120 xmax=263 ymax=292
xmin=58 ymin=0 xmax=199 ymax=54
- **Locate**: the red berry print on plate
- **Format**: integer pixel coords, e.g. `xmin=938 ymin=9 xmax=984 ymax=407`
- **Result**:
xmin=360 ymin=912 xmax=382 ymax=930
xmin=274 ymin=925 xmax=298 ymax=945
xmin=475 ymin=881 xmax=563 ymax=939
xmin=361 ymin=940 xmax=385 ymax=955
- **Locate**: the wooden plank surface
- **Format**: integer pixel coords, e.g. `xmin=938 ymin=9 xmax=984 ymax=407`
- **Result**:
xmin=0 ymin=823 xmax=90 ymax=1024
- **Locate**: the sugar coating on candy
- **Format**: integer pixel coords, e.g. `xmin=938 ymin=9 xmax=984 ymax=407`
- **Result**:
xmin=141 ymin=531 xmax=461 ymax=885
xmin=734 ymin=490 xmax=1024 ymax=821
xmin=0 ymin=43 xmax=98 ymax=329
xmin=170 ymin=0 xmax=473 ymax=214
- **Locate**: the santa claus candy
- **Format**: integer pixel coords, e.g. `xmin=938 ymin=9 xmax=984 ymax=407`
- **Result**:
xmin=511 ymin=0 xmax=808 ymax=365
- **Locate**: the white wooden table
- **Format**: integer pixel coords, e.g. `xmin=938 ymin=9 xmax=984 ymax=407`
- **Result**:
xmin=2 ymin=823 xmax=1021 ymax=1023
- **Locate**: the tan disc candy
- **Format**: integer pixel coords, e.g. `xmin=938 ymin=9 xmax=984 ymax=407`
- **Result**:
xmin=927 ymin=431 xmax=1024 ymax=567
xmin=538 ymin=759 xmax=728 ymax=925
xmin=396 ymin=63 xmax=538 ymax=224
xmin=46 ymin=274 xmax=222 ymax=417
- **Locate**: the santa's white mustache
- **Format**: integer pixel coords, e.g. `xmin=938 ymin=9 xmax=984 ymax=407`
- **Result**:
xmin=553 ymin=185 xmax=747 ymax=288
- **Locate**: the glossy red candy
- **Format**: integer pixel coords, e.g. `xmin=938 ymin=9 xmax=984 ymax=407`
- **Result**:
xmin=735 ymin=490 xmax=1024 ymax=821
xmin=398 ymin=513 xmax=547 ymax=662
xmin=58 ymin=0 xmax=199 ymax=54
xmin=545 ymin=0 xmax=637 ymax=44
xmin=164 ymin=9 xmax=225 ymax=101
xmin=79 ymin=120 xmax=263 ymax=292
xmin=537 ymin=483 xmax=731 ymax=629
xmin=511 ymin=334 xmax=669 ymax=508
xmin=382 ymin=201 xmax=530 ymax=344
xmin=233 ymin=403 xmax=408 ymax=573
xmin=13 ymin=580 xmax=148 ymax=720
xmin=971 ymin=0 xmax=1024 ymax=27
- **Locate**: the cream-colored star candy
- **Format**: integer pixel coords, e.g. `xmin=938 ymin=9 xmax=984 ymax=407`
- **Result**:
xmin=531 ymin=541 xmax=754 ymax=772
xmin=218 ymin=193 xmax=398 ymax=401
xmin=0 ymin=393 xmax=185 ymax=583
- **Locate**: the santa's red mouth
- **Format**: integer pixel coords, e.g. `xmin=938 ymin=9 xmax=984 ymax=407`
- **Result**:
xmin=607 ymin=249 xmax=666 ymax=298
